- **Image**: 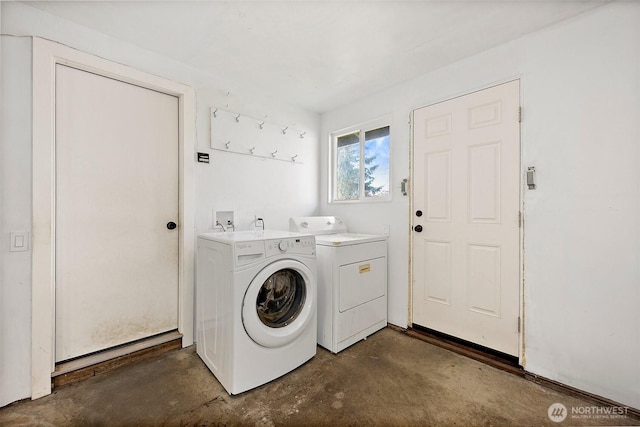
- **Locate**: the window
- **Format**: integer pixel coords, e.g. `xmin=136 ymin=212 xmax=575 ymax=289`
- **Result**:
xmin=331 ymin=118 xmax=390 ymax=202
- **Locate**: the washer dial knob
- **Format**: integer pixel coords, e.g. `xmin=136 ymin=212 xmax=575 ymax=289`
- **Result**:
xmin=278 ymin=241 xmax=287 ymax=252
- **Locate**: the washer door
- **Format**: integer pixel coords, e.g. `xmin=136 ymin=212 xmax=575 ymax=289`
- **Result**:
xmin=242 ymin=259 xmax=315 ymax=348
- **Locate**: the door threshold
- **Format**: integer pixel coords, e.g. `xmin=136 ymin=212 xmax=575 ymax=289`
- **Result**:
xmin=406 ymin=325 xmax=523 ymax=377
xmin=53 ymin=330 xmax=182 ymax=387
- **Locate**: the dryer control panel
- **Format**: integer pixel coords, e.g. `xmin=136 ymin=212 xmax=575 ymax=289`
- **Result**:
xmin=266 ymin=236 xmax=316 ymax=257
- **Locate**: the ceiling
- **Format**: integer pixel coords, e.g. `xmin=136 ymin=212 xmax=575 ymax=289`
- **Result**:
xmin=23 ymin=1 xmax=609 ymax=113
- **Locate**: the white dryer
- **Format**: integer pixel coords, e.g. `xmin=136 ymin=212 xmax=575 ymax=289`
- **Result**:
xmin=196 ymin=230 xmax=317 ymax=395
xmin=290 ymin=216 xmax=387 ymax=353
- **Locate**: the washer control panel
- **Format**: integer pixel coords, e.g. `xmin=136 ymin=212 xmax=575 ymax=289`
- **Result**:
xmin=266 ymin=236 xmax=315 ymax=256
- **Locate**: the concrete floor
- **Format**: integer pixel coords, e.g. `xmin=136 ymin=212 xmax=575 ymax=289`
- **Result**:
xmin=2 ymin=328 xmax=638 ymax=426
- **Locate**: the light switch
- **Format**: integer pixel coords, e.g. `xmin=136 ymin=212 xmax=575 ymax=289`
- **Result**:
xmin=10 ymin=231 xmax=29 ymax=252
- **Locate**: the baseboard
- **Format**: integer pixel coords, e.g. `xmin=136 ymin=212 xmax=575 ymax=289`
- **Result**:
xmin=524 ymin=372 xmax=640 ymax=419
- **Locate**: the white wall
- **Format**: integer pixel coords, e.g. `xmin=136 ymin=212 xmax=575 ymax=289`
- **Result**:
xmin=198 ymin=106 xmax=318 ymax=233
xmin=0 ymin=35 xmax=33 ymax=408
xmin=320 ymin=2 xmax=640 ymax=409
xmin=0 ymin=2 xmax=319 ymax=406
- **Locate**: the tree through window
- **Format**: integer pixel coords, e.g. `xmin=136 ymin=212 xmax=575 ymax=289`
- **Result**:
xmin=332 ymin=121 xmax=390 ymax=202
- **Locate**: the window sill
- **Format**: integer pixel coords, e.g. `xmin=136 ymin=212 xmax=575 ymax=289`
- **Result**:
xmin=329 ymin=197 xmax=393 ymax=205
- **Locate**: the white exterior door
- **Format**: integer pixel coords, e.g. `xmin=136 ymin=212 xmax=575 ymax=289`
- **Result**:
xmin=55 ymin=64 xmax=180 ymax=362
xmin=411 ymin=80 xmax=521 ymax=356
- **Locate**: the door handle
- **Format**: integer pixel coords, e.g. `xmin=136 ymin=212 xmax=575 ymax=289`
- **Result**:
xmin=167 ymin=221 xmax=177 ymax=230
xmin=414 ymin=225 xmax=423 ymax=233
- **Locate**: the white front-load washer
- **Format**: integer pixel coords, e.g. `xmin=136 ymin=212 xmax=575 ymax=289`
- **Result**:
xmin=290 ymin=216 xmax=387 ymax=353
xmin=196 ymin=230 xmax=317 ymax=395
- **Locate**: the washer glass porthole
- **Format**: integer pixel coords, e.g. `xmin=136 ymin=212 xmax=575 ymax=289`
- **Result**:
xmin=256 ymin=269 xmax=306 ymax=328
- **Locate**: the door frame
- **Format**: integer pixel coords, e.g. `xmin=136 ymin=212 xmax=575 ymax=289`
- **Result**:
xmin=408 ymin=78 xmax=525 ymax=363
xmin=31 ymin=37 xmax=196 ymax=399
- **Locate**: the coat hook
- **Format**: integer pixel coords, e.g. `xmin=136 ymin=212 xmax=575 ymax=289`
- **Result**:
xmin=271 ymin=150 xmax=278 ymax=158
xmin=259 ymin=121 xmax=265 ymax=129
xmin=213 ymin=109 xmax=218 ymax=118
xmin=299 ymin=132 xmax=306 ymax=139
xmin=225 ymin=141 xmax=231 ymax=149
xmin=282 ymin=127 xmax=288 ymax=135
xmin=235 ymin=115 xmax=241 ymax=123
xmin=249 ymin=147 xmax=255 ymax=154
xmin=291 ymin=155 xmax=298 ymax=162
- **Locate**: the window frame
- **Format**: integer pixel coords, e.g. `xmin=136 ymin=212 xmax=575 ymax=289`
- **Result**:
xmin=329 ymin=116 xmax=392 ymax=204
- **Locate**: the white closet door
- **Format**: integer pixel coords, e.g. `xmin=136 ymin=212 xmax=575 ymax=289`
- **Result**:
xmin=55 ymin=64 xmax=179 ymax=362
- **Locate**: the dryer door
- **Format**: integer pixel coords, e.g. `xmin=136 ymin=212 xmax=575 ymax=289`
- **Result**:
xmin=242 ymin=259 xmax=316 ymax=348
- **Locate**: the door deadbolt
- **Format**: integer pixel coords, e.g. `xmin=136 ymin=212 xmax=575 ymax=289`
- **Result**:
xmin=416 ymin=210 xmax=423 ymax=217
xmin=167 ymin=221 xmax=177 ymax=230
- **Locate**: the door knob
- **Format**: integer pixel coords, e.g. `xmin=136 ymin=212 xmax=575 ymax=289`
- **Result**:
xmin=167 ymin=221 xmax=177 ymax=230
xmin=414 ymin=225 xmax=423 ymax=232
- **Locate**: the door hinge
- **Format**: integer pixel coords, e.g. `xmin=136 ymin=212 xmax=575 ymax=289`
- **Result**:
xmin=518 ymin=316 xmax=521 ymax=333
xmin=518 ymin=211 xmax=522 ymax=228
xmin=518 ymin=106 xmax=522 ymax=123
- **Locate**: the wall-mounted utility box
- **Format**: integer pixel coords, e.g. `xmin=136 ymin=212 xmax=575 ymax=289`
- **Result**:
xmin=214 ymin=210 xmax=235 ymax=230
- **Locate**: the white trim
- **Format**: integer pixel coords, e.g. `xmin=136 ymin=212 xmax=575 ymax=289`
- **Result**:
xmin=31 ymin=37 xmax=195 ymax=399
